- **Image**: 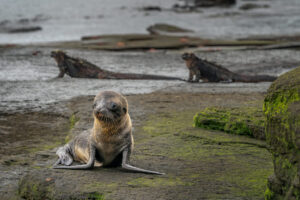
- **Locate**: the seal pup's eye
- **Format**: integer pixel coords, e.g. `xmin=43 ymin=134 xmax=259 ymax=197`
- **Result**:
xmin=123 ymin=108 xmax=127 ymax=113
xmin=109 ymin=102 xmax=118 ymax=111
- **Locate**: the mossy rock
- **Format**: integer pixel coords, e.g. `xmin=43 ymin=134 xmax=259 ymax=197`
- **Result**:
xmin=18 ymin=172 xmax=105 ymax=200
xmin=194 ymin=106 xmax=265 ymax=139
xmin=263 ymin=66 xmax=300 ymax=200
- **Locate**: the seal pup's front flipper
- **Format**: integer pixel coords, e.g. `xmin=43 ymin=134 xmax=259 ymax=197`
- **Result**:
xmin=121 ymin=148 xmax=165 ymax=175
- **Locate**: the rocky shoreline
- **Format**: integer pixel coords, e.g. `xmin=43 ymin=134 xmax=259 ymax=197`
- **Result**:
xmin=0 ymin=39 xmax=299 ymax=199
xmin=1 ymin=91 xmax=273 ymax=199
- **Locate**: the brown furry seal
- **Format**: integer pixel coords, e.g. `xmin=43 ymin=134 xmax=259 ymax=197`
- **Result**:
xmin=53 ymin=91 xmax=164 ymax=175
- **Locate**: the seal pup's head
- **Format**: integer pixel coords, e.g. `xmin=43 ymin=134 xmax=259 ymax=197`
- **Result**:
xmin=181 ymin=52 xmax=196 ymax=61
xmin=93 ymin=91 xmax=128 ymax=123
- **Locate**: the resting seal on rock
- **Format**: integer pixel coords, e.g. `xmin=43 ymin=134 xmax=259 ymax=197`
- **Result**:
xmin=53 ymin=91 xmax=164 ymax=175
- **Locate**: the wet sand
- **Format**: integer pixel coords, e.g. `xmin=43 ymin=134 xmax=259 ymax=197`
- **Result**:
xmin=0 ymin=0 xmax=300 ymax=44
xmin=1 ymin=47 xmax=299 ymax=113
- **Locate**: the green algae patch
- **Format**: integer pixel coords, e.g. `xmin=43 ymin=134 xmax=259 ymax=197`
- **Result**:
xmin=135 ymin=109 xmax=273 ymax=199
xmin=84 ymin=182 xmax=118 ymax=191
xmin=69 ymin=114 xmax=79 ymax=130
xmin=18 ymin=172 xmax=107 ymax=200
xmin=215 ymin=163 xmax=272 ymax=198
xmin=263 ymin=66 xmax=300 ymax=199
xmin=264 ymin=87 xmax=300 ymax=151
xmin=142 ymin=111 xmax=194 ymax=138
xmin=127 ymin=177 xmax=192 ymax=187
xmin=88 ymin=192 xmax=105 ymax=200
xmin=18 ymin=176 xmax=55 ymax=200
xmin=26 ymin=141 xmax=63 ymax=154
xmin=264 ymin=187 xmax=275 ymax=200
xmin=65 ymin=113 xmax=79 ymax=143
xmin=139 ymin=109 xmax=267 ymax=162
xmin=193 ymin=106 xmax=265 ymax=139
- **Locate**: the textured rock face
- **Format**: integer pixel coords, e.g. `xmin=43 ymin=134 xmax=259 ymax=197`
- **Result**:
xmin=194 ymin=106 xmax=265 ymax=140
xmin=264 ymin=66 xmax=300 ymax=200
xmin=195 ymin=0 xmax=236 ymax=7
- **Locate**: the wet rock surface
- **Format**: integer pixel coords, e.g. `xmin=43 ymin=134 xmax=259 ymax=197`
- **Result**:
xmin=0 ymin=15 xmax=48 ymax=34
xmin=147 ymin=23 xmax=194 ymax=35
xmin=194 ymin=0 xmax=236 ymax=7
xmin=1 ymin=26 xmax=42 ymax=34
xmin=12 ymin=92 xmax=272 ymax=200
xmin=172 ymin=0 xmax=236 ymax=12
xmin=30 ymin=32 xmax=300 ymax=51
xmin=264 ymin=66 xmax=300 ymax=200
xmin=1 ymin=0 xmax=300 ymax=44
xmin=194 ymin=106 xmax=265 ymax=140
xmin=239 ymin=3 xmax=269 ymax=10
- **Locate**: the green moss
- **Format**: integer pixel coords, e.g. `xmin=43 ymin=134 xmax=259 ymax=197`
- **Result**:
xmin=282 ymin=158 xmax=292 ymax=169
xmin=263 ymin=89 xmax=299 ymax=116
xmin=19 ymin=176 xmax=106 ymax=200
xmin=263 ymin=68 xmax=300 ymax=153
xmin=136 ymin=110 xmax=272 ymax=199
xmin=27 ymin=141 xmax=62 ymax=153
xmin=274 ymin=157 xmax=297 ymax=186
xmin=88 ymin=192 xmax=105 ymax=200
xmin=263 ymin=66 xmax=300 ymax=199
xmin=265 ymin=187 xmax=275 ymax=200
xmin=142 ymin=111 xmax=193 ymax=138
xmin=293 ymin=189 xmax=300 ymax=199
xmin=193 ymin=106 xmax=265 ymax=139
xmin=263 ymin=67 xmax=300 ymax=127
xmin=264 ymin=88 xmax=300 ymax=150
xmin=216 ymin=167 xmax=271 ymax=198
xmin=84 ymin=182 xmax=118 ymax=191
xmin=127 ymin=177 xmax=192 ymax=187
xmin=18 ymin=178 xmax=54 ymax=200
xmin=139 ymin=110 xmax=268 ymax=161
xmin=65 ymin=114 xmax=79 ymax=143
xmin=69 ymin=114 xmax=79 ymax=130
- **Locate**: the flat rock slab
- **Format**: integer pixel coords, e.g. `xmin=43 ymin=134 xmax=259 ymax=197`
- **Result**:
xmin=36 ymin=34 xmax=277 ymax=51
xmin=13 ymin=92 xmax=272 ymax=200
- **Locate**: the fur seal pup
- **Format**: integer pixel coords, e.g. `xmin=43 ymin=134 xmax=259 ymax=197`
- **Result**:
xmin=53 ymin=91 xmax=164 ymax=175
